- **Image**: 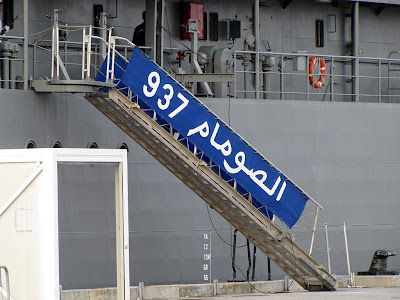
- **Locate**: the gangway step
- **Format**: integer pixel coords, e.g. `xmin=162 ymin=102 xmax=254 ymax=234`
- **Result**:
xmin=85 ymin=89 xmax=337 ymax=291
xmin=86 ymin=45 xmax=336 ymax=291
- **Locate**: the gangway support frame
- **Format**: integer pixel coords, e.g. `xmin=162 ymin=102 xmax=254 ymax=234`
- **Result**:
xmin=85 ymin=89 xmax=337 ymax=291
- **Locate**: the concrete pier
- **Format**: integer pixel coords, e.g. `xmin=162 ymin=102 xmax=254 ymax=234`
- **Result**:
xmin=61 ymin=275 xmax=400 ymax=300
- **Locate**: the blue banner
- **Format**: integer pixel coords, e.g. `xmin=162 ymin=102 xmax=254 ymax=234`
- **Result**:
xmin=101 ymin=47 xmax=309 ymax=228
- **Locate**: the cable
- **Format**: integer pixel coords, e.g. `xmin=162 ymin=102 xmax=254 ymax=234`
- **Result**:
xmin=206 ymin=201 xmax=300 ymax=293
xmin=29 ymin=43 xmax=52 ymax=53
xmin=206 ymin=204 xmax=246 ymax=248
xmin=164 ymin=3 xmax=173 ymax=57
xmin=231 ymin=260 xmax=275 ymax=295
xmin=321 ymin=76 xmax=332 ymax=102
xmin=206 ymin=203 xmax=278 ymax=294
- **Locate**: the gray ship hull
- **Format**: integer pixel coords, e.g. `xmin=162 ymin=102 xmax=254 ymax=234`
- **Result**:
xmin=1 ymin=0 xmax=400 ymax=290
xmin=1 ymin=90 xmax=399 ymax=288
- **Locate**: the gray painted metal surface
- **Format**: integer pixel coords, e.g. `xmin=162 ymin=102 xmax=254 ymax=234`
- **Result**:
xmin=1 ymin=90 xmax=400 ymax=288
xmin=1 ymin=0 xmax=400 ymax=291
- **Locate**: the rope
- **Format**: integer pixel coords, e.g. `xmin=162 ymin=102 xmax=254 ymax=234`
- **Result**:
xmin=29 ymin=27 xmax=53 ymax=37
xmin=29 ymin=43 xmax=52 ymax=53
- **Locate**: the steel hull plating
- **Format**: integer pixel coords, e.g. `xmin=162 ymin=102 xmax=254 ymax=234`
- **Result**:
xmin=1 ymin=0 xmax=400 ymax=290
xmin=1 ymin=90 xmax=399 ymax=288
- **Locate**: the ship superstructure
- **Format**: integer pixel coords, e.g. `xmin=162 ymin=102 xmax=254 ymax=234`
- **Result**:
xmin=0 ymin=0 xmax=399 ymax=296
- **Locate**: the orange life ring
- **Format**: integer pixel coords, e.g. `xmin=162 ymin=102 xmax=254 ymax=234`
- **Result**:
xmin=309 ymin=56 xmax=326 ymax=88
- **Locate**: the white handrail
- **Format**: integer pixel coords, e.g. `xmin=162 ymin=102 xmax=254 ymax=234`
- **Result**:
xmin=106 ymin=28 xmax=113 ymax=82
xmin=81 ymin=27 xmax=86 ymax=80
xmin=55 ymin=23 xmax=60 ymax=79
xmin=235 ymin=49 xmax=400 ymax=102
xmin=43 ymin=24 xmax=134 ymax=84
xmin=86 ymin=26 xmax=93 ymax=79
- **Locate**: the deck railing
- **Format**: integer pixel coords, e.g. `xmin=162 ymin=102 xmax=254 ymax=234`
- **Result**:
xmin=234 ymin=50 xmax=400 ymax=103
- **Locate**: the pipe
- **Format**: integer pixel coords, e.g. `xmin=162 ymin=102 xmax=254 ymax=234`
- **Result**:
xmin=9 ymin=52 xmax=16 ymax=89
xmin=262 ymin=56 xmax=275 ymax=100
xmin=23 ymin=0 xmax=28 ymax=90
xmin=145 ymin=0 xmax=157 ymax=60
xmin=6 ymin=42 xmax=20 ymax=89
xmin=243 ymin=57 xmax=251 ymax=99
xmin=344 ymin=222 xmax=351 ymax=276
xmin=325 ymin=223 xmax=331 ymax=274
xmin=254 ymin=0 xmax=260 ymax=100
xmin=158 ymin=0 xmax=165 ymax=67
xmin=246 ymin=239 xmax=251 ymax=281
xmin=243 ymin=42 xmax=251 ymax=99
xmin=99 ymin=12 xmax=108 ymax=59
xmin=309 ymin=206 xmax=320 ymax=256
xmin=191 ymin=28 xmax=198 ymax=74
xmin=263 ymin=66 xmax=268 ymax=99
xmin=352 ymin=2 xmax=360 ymax=102
xmin=251 ymin=245 xmax=257 ymax=281
xmin=231 ymin=229 xmax=238 ymax=281
xmin=1 ymin=43 xmax=10 ymax=89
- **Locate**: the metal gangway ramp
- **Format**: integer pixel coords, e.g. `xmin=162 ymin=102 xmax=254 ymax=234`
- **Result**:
xmin=32 ymin=24 xmax=336 ymax=291
xmin=86 ymin=45 xmax=336 ymax=291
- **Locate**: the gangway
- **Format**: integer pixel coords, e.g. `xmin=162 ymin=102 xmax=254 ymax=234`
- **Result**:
xmin=87 ymin=49 xmax=336 ymax=291
xmin=32 ymin=25 xmax=337 ymax=291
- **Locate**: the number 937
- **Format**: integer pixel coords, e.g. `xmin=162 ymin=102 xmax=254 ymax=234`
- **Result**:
xmin=143 ymin=71 xmax=189 ymax=118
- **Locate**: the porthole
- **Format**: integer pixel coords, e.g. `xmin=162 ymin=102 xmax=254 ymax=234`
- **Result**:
xmin=87 ymin=141 xmax=99 ymax=148
xmin=118 ymin=142 xmax=129 ymax=152
xmin=51 ymin=140 xmax=63 ymax=148
xmin=25 ymin=139 xmax=37 ymax=148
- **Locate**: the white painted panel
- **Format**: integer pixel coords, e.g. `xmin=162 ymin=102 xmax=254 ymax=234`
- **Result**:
xmin=0 ymin=163 xmax=43 ymax=300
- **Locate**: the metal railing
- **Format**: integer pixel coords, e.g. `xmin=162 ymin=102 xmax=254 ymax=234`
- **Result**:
xmin=32 ymin=39 xmax=135 ymax=80
xmin=234 ymin=50 xmax=400 ymax=103
xmin=50 ymin=24 xmax=131 ymax=82
xmin=30 ymin=25 xmax=134 ymax=84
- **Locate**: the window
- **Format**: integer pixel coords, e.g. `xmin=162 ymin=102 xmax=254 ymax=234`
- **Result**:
xmin=315 ymin=19 xmax=324 ymax=48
